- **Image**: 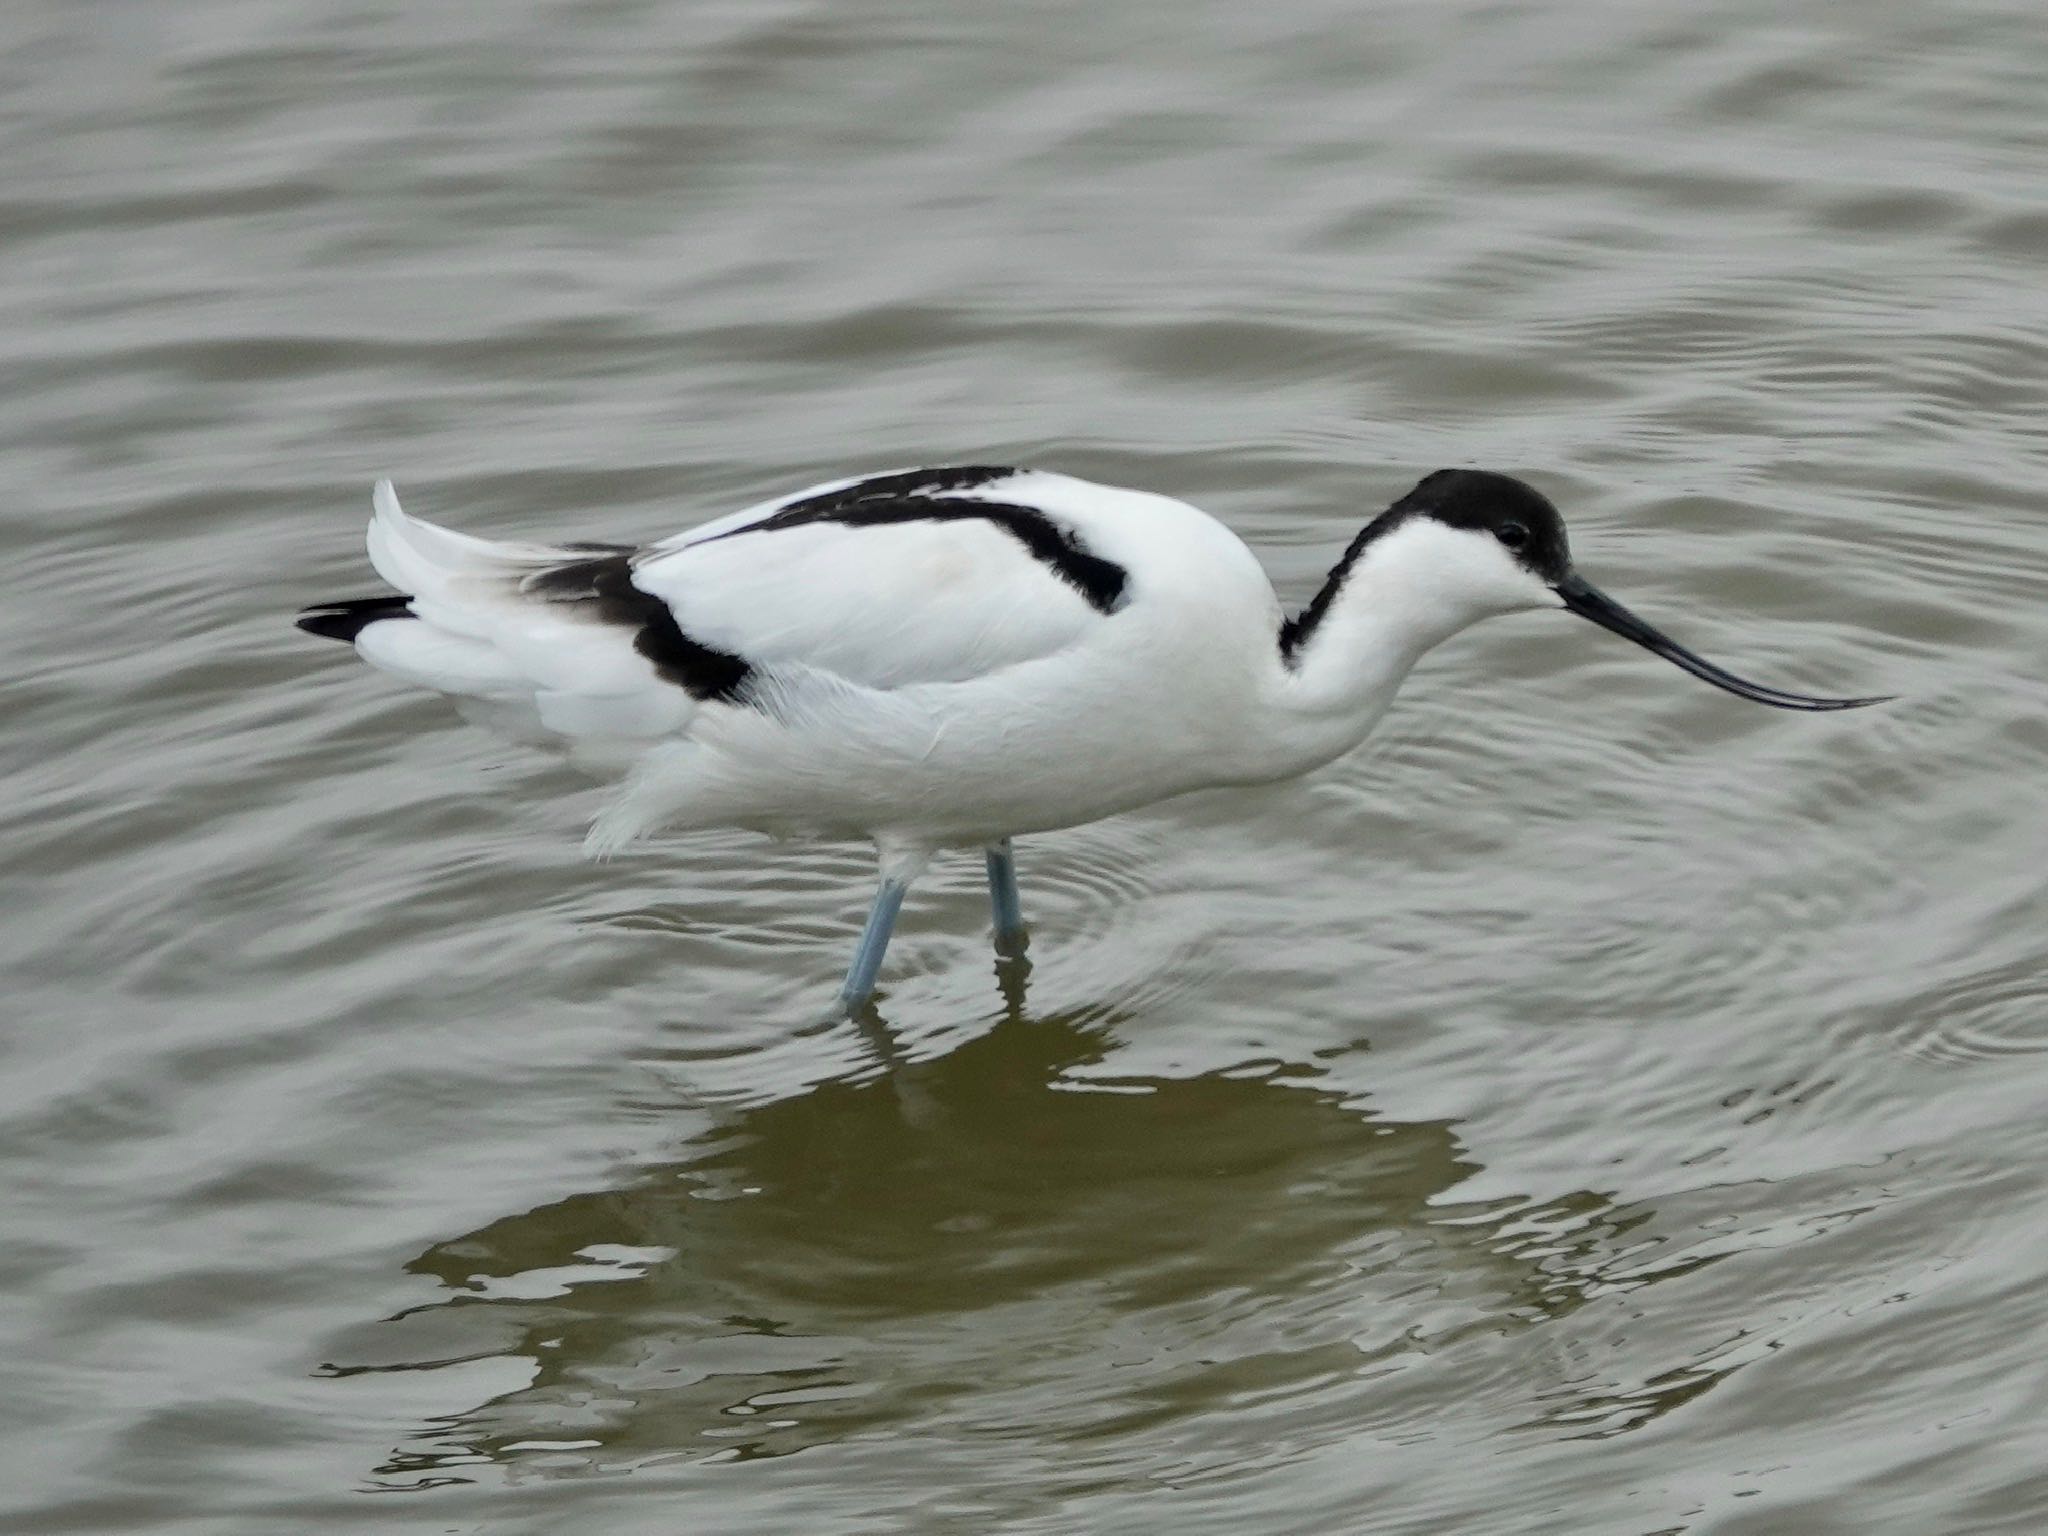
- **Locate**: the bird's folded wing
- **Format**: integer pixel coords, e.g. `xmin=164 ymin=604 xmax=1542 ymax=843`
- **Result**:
xmin=350 ymin=470 xmax=1133 ymax=757
xmin=631 ymin=510 xmax=1114 ymax=691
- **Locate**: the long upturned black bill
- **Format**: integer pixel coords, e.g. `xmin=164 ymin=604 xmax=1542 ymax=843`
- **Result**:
xmin=1554 ymin=573 xmax=1890 ymax=712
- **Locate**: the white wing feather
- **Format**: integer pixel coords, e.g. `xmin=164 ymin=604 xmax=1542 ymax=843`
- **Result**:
xmin=631 ymin=515 xmax=1102 ymax=689
xmin=343 ymin=474 xmax=1115 ymax=757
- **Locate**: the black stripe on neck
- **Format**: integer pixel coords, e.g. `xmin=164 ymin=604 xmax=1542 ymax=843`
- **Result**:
xmin=1278 ymin=505 xmax=1407 ymax=662
xmin=713 ymin=467 xmax=1129 ymax=614
xmin=522 ymin=548 xmax=752 ymax=702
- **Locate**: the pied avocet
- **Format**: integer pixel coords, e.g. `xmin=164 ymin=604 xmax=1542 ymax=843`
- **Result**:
xmin=298 ymin=465 xmax=1885 ymax=1008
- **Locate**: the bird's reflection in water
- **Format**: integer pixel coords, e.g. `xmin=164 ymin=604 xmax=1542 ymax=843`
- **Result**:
xmin=332 ymin=982 xmax=1636 ymax=1485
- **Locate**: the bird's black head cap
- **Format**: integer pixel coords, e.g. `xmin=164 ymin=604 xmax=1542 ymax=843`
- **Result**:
xmin=1393 ymin=468 xmax=1573 ymax=585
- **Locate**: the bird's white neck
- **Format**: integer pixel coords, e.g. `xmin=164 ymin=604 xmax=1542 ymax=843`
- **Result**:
xmin=1242 ymin=517 xmax=1537 ymax=780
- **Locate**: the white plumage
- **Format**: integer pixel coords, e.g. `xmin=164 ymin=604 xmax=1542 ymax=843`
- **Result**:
xmin=347 ymin=469 xmax=1288 ymax=850
xmin=300 ymin=463 xmax=1883 ymax=1009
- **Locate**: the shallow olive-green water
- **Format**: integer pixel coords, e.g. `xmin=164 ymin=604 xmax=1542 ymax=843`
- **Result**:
xmin=6 ymin=2 xmax=2048 ymax=1531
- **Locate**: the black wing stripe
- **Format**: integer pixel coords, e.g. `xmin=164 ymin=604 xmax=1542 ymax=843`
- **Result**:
xmin=706 ymin=467 xmax=1130 ymax=615
xmin=521 ymin=548 xmax=751 ymax=702
xmin=773 ymin=465 xmax=1019 ymax=516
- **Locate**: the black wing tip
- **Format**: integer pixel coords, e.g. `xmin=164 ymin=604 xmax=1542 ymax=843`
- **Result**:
xmin=296 ymin=595 xmax=414 ymax=642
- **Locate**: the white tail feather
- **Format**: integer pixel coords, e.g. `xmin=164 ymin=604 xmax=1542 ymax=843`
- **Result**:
xmin=346 ymin=481 xmax=701 ymax=772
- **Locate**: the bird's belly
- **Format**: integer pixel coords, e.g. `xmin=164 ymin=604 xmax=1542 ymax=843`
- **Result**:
xmin=666 ymin=653 xmax=1258 ymax=847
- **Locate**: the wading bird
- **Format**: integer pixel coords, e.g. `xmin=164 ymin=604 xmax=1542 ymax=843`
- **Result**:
xmin=298 ymin=466 xmax=1885 ymax=1009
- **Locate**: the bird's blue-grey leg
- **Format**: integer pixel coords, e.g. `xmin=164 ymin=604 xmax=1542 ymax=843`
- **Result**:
xmin=985 ymin=838 xmax=1028 ymax=955
xmin=838 ymin=844 xmax=931 ymax=1012
xmin=839 ymin=880 xmax=909 ymax=1011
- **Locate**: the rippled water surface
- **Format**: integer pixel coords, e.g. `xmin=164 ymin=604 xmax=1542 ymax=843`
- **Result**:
xmin=7 ymin=1 xmax=2048 ymax=1530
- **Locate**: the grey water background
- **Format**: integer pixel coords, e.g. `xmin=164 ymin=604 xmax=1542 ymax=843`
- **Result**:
xmin=4 ymin=0 xmax=2047 ymax=1530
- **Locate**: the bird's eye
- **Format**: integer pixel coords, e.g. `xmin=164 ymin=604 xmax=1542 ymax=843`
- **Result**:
xmin=1496 ymin=521 xmax=1531 ymax=551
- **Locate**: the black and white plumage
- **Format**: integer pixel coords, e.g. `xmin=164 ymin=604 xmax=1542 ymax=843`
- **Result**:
xmin=298 ymin=465 xmax=1886 ymax=1008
